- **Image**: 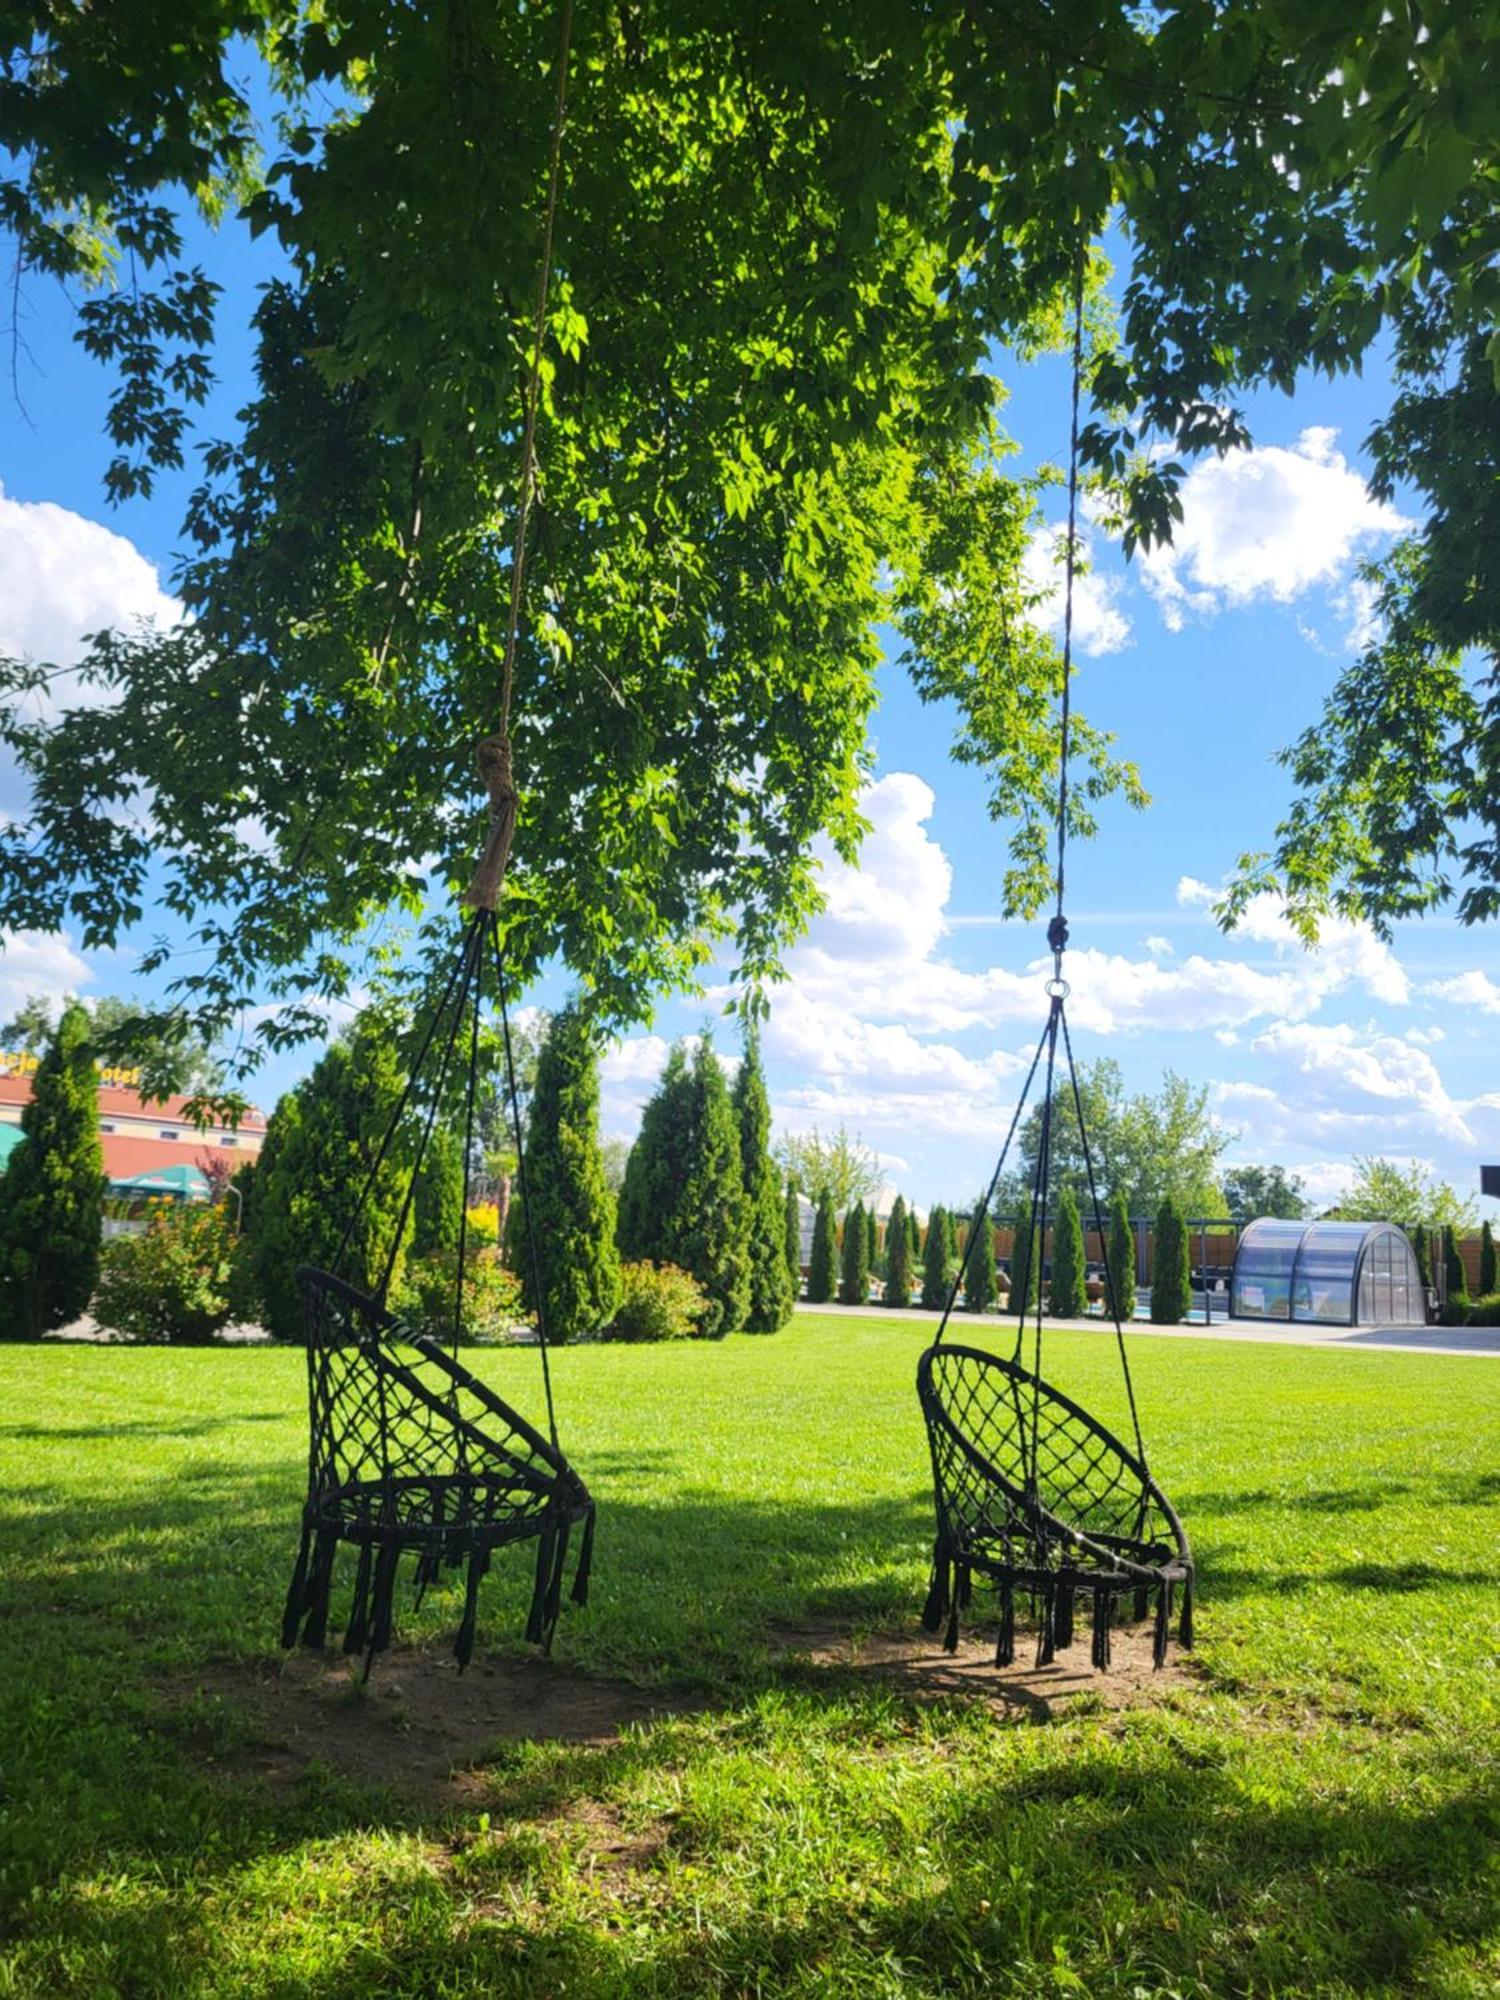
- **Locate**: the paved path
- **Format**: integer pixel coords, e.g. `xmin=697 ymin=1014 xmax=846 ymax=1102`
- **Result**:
xmin=795 ymin=1298 xmax=1500 ymax=1358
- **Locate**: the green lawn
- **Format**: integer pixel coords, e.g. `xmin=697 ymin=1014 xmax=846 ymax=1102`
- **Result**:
xmin=2 ymin=1313 xmax=1498 ymax=1998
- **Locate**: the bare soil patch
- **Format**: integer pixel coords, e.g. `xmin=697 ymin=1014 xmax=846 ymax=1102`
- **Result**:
xmin=776 ymin=1616 xmax=1190 ymax=1716
xmin=163 ymin=1645 xmax=705 ymax=1810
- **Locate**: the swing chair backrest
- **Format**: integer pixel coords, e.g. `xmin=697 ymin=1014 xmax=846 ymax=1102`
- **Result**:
xmin=300 ymin=1264 xmax=567 ymax=1523
xmin=918 ymin=1342 xmax=1186 ymax=1567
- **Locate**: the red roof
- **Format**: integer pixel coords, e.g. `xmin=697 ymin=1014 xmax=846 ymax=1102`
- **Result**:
xmin=100 ymin=1134 xmax=251 ymax=1181
xmin=0 ymin=1074 xmax=265 ymax=1132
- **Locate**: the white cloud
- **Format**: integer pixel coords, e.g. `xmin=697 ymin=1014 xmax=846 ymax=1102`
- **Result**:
xmin=1217 ymin=1020 xmax=1474 ymax=1150
xmin=1143 ymin=935 xmax=1174 ymax=959
xmin=0 ymin=929 xmax=95 ymax=1026
xmin=1022 ymin=524 xmax=1132 ymax=656
xmin=0 ymin=483 xmax=180 ymax=683
xmin=1426 ymin=970 xmax=1500 ymax=1016
xmin=1138 ymin=428 xmax=1410 ymax=632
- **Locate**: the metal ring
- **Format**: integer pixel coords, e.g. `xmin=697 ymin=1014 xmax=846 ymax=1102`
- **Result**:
xmin=1045 ymin=976 xmax=1071 ymax=1000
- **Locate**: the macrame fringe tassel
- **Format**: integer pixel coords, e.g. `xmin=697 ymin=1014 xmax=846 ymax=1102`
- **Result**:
xmin=995 ymin=1581 xmax=1016 ymax=1667
xmin=1091 ymin=1588 xmax=1112 ymax=1670
xmin=299 ymin=1529 xmax=339 ymax=1649
xmin=280 ymin=1527 xmax=312 ymax=1649
xmin=542 ymin=1520 xmax=572 ymax=1653
xmin=454 ymin=1546 xmax=488 ymax=1670
xmin=365 ymin=1540 xmax=401 ymax=1673
xmin=525 ymin=1528 xmax=557 ymax=1646
xmin=1152 ymin=1580 xmax=1173 ymax=1670
xmin=1133 ymin=1583 xmax=1151 ymax=1623
xmin=1035 ymin=1578 xmax=1057 ymax=1667
xmin=571 ymin=1504 xmax=596 ymax=1606
xmin=1054 ymin=1572 xmax=1075 ymax=1651
xmin=921 ymin=1541 xmax=952 ymax=1634
xmin=342 ymin=1541 xmax=374 ymax=1655
xmin=1179 ymin=1571 xmax=1195 ymax=1649
xmin=943 ymin=1560 xmax=971 ymax=1654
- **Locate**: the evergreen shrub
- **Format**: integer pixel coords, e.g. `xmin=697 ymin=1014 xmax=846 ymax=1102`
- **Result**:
xmin=1050 ymin=1184 xmax=1086 ymax=1318
xmin=397 ymin=1245 xmax=524 ymax=1344
xmin=606 ymin=1261 xmax=707 ymax=1341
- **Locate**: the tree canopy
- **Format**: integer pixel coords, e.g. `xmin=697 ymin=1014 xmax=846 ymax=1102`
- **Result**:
xmin=1326 ymin=1155 xmax=1479 ymax=1234
xmin=5 ymin=1 xmax=1495 ymax=1061
xmin=1014 ymin=1060 xmax=1230 ymax=1219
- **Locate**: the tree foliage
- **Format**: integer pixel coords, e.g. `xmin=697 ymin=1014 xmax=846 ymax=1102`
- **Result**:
xmin=1009 ymin=1211 xmax=1038 ymax=1320
xmin=962 ymin=1213 xmax=997 ymax=1314
xmin=1050 ymin=1183 xmax=1086 ymax=1319
xmin=783 ymin=1179 xmax=803 ymax=1295
xmin=505 ymin=1008 xmax=619 ymax=1342
xmin=1150 ymin=1197 xmax=1192 ymax=1327
xmin=1481 ymin=1220 xmax=1497 ymax=1297
xmin=883 ymin=1193 xmax=912 ymax=1308
xmin=1326 ymin=1156 xmax=1478 ymax=1234
xmin=0 ymin=1001 xmax=105 ymax=1336
xmin=1443 ymin=1224 xmax=1469 ymax=1307
xmin=920 ymin=1203 xmax=950 ymax=1311
xmin=1019 ymin=1061 xmax=1230 ymax=1219
xmin=1222 ymin=1164 xmax=1309 ymax=1224
xmin=807 ymin=1189 xmax=838 ymax=1306
xmin=776 ymin=1127 xmax=883 ymax=1217
xmin=247 ymin=1011 xmax=409 ymax=1340
xmin=1106 ymin=1186 xmax=1136 ymax=1321
xmin=734 ymin=1025 xmax=793 ymax=1335
xmin=839 ymin=1201 xmax=869 ymax=1308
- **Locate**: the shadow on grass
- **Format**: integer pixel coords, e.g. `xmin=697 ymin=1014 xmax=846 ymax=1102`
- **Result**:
xmin=0 ymin=1413 xmax=285 ymax=1442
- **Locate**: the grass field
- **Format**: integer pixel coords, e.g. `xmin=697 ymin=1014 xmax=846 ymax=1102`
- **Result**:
xmin=2 ymin=1312 xmax=1498 ymax=1998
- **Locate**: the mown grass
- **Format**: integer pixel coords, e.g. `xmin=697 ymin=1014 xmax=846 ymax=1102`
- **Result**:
xmin=1 ymin=1314 xmax=1498 ymax=1998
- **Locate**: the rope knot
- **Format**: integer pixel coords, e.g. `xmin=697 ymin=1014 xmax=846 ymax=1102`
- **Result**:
xmin=1047 ymin=913 xmax=1069 ymax=956
xmin=462 ymin=732 xmax=519 ymax=912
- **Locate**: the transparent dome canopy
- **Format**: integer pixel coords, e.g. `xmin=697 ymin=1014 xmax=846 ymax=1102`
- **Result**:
xmin=1230 ymin=1219 xmax=1424 ymax=1327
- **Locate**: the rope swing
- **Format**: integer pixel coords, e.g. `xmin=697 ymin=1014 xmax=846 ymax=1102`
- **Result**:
xmin=280 ymin=0 xmax=593 ymax=1677
xmin=914 ymin=243 xmax=1194 ymax=1674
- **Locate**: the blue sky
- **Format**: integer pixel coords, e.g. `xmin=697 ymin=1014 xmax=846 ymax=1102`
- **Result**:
xmin=3 ymin=198 xmax=1498 ymax=1219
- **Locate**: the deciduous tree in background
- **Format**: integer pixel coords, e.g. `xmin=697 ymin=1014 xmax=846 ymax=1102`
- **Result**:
xmin=1221 ymin=1165 xmax=1308 ymax=1224
xmin=0 ymin=1002 xmax=105 ymax=1337
xmin=777 ymin=1128 xmax=883 ymax=1218
xmin=807 ymin=1190 xmax=837 ymax=1305
xmin=505 ymin=1010 xmax=620 ymax=1342
xmin=734 ymin=1025 xmax=793 ymax=1334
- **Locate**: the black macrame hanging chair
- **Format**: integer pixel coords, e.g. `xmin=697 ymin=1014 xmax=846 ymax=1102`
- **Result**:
xmin=281 ymin=0 xmax=592 ymax=1678
xmin=916 ymin=248 xmax=1193 ymax=1674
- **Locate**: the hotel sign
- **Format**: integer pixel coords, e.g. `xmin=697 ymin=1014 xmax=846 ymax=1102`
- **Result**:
xmin=0 ymin=1052 xmax=143 ymax=1088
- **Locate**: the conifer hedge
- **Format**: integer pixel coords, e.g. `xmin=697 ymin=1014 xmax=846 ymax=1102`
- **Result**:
xmin=1050 ymin=1183 xmax=1086 ymax=1319
xmin=734 ymin=1026 xmax=793 ymax=1333
xmin=920 ymin=1203 xmax=949 ymax=1309
xmin=1151 ymin=1195 xmax=1192 ymax=1325
xmin=1106 ymin=1186 xmax=1136 ymax=1320
xmin=807 ymin=1189 xmax=837 ymax=1302
xmin=840 ymin=1200 xmax=869 ymax=1305
xmin=883 ymin=1193 xmax=912 ymax=1307
xmin=964 ymin=1212 xmax=997 ymax=1313
xmin=0 ymin=1001 xmax=105 ymax=1337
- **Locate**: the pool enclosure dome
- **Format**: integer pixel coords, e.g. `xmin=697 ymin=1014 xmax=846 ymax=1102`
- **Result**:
xmin=1230 ymin=1219 xmax=1424 ymax=1328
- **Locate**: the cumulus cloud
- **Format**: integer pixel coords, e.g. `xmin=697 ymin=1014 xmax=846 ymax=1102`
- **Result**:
xmin=0 ymin=483 xmax=180 ymax=682
xmin=1138 ymin=428 xmax=1410 ymax=632
xmin=1022 ymin=524 xmax=1132 ymax=656
xmin=0 ymin=929 xmax=94 ymax=1027
xmin=1216 ymin=1020 xmax=1475 ymax=1151
xmin=1426 ymin=970 xmax=1500 ymax=1016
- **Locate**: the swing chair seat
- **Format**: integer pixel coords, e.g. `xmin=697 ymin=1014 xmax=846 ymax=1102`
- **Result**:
xmin=918 ymin=1342 xmax=1192 ymax=1669
xmin=282 ymin=1265 xmax=594 ymax=1672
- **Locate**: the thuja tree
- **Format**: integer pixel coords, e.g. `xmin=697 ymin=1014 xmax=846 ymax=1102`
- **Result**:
xmin=412 ymin=1123 xmax=464 ymax=1258
xmin=733 ymin=1025 xmax=793 ymax=1334
xmin=1443 ymin=1225 xmax=1469 ymax=1307
xmin=616 ymin=1044 xmax=692 ymax=1264
xmin=807 ymin=1190 xmax=837 ymax=1305
xmin=1480 ymin=1220 xmax=1496 ymax=1297
xmin=964 ymin=1214 xmax=998 ymax=1314
xmin=1010 ymin=1212 xmax=1039 ymax=1319
xmin=248 ymin=1011 xmax=409 ymax=1341
xmin=1151 ymin=1197 xmax=1192 ymax=1327
xmin=1051 ymin=1184 xmax=1086 ymax=1320
xmin=0 ymin=1002 xmax=105 ymax=1337
xmin=884 ymin=1194 xmax=913 ymax=1308
xmin=840 ymin=1202 xmax=869 ymax=1307
xmin=505 ymin=1009 xmax=619 ymax=1342
xmin=920 ymin=1205 xmax=950 ymax=1310
xmin=1106 ymin=1186 xmax=1136 ymax=1320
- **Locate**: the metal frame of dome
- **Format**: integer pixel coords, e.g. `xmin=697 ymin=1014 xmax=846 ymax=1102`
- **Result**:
xmin=1230 ymin=1217 xmax=1425 ymax=1328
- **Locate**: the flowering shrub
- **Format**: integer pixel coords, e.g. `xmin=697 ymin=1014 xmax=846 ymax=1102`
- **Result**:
xmin=463 ymin=1202 xmax=501 ymax=1248
xmin=396 ymin=1245 xmax=526 ymax=1345
xmin=604 ymin=1261 xmax=707 ymax=1342
xmin=93 ymin=1201 xmax=239 ymax=1343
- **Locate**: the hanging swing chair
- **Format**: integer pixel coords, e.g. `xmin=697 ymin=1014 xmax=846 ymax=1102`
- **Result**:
xmin=281 ymin=0 xmax=593 ymax=1677
xmin=916 ymin=249 xmax=1193 ymax=1674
